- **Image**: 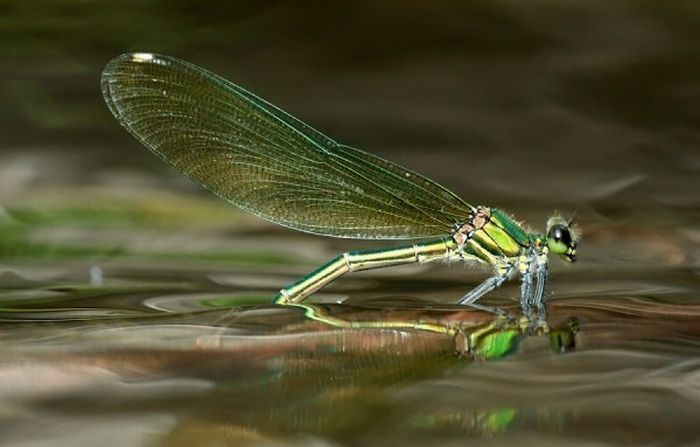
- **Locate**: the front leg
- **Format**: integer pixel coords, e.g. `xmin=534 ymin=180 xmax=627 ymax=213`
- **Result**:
xmin=519 ymin=250 xmax=534 ymax=313
xmin=533 ymin=252 xmax=549 ymax=308
xmin=457 ymin=262 xmax=517 ymax=305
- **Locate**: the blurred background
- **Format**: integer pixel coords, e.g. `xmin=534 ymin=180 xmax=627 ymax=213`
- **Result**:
xmin=2 ymin=0 xmax=698 ymax=211
xmin=0 ymin=1 xmax=698 ymax=446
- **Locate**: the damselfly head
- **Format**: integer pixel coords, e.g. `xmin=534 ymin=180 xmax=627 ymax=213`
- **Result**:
xmin=545 ymin=214 xmax=580 ymax=263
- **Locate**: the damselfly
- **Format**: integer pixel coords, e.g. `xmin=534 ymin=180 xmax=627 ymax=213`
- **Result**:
xmin=101 ymin=53 xmax=580 ymax=311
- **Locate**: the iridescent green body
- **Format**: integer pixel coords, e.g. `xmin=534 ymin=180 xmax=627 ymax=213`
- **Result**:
xmin=275 ymin=207 xmax=537 ymax=305
xmin=101 ymin=53 xmax=580 ymax=312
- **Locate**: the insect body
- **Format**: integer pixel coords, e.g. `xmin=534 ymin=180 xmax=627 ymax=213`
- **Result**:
xmin=101 ymin=53 xmax=579 ymax=310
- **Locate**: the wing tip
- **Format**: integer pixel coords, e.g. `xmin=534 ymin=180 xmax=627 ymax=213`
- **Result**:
xmin=101 ymin=52 xmax=171 ymax=79
xmin=101 ymin=52 xmax=174 ymax=117
xmin=102 ymin=52 xmax=169 ymax=78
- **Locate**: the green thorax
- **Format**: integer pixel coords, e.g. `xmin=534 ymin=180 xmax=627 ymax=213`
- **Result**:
xmin=461 ymin=208 xmax=536 ymax=264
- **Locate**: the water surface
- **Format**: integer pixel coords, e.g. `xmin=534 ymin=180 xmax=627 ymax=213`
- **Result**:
xmin=0 ymin=185 xmax=697 ymax=446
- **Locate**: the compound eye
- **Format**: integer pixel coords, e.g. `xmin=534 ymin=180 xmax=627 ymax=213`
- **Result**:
xmin=547 ymin=224 xmax=572 ymax=255
xmin=550 ymin=225 xmax=572 ymax=245
xmin=552 ymin=227 xmax=563 ymax=241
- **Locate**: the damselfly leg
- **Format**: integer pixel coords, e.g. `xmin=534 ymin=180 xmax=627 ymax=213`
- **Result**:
xmin=457 ymin=262 xmax=518 ymax=305
xmin=534 ymin=253 xmax=549 ymax=307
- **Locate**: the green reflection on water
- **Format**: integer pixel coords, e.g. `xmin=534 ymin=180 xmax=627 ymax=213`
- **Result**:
xmin=471 ymin=329 xmax=521 ymax=360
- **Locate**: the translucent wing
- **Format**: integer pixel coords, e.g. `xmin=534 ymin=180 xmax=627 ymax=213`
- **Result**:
xmin=101 ymin=53 xmax=474 ymax=239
